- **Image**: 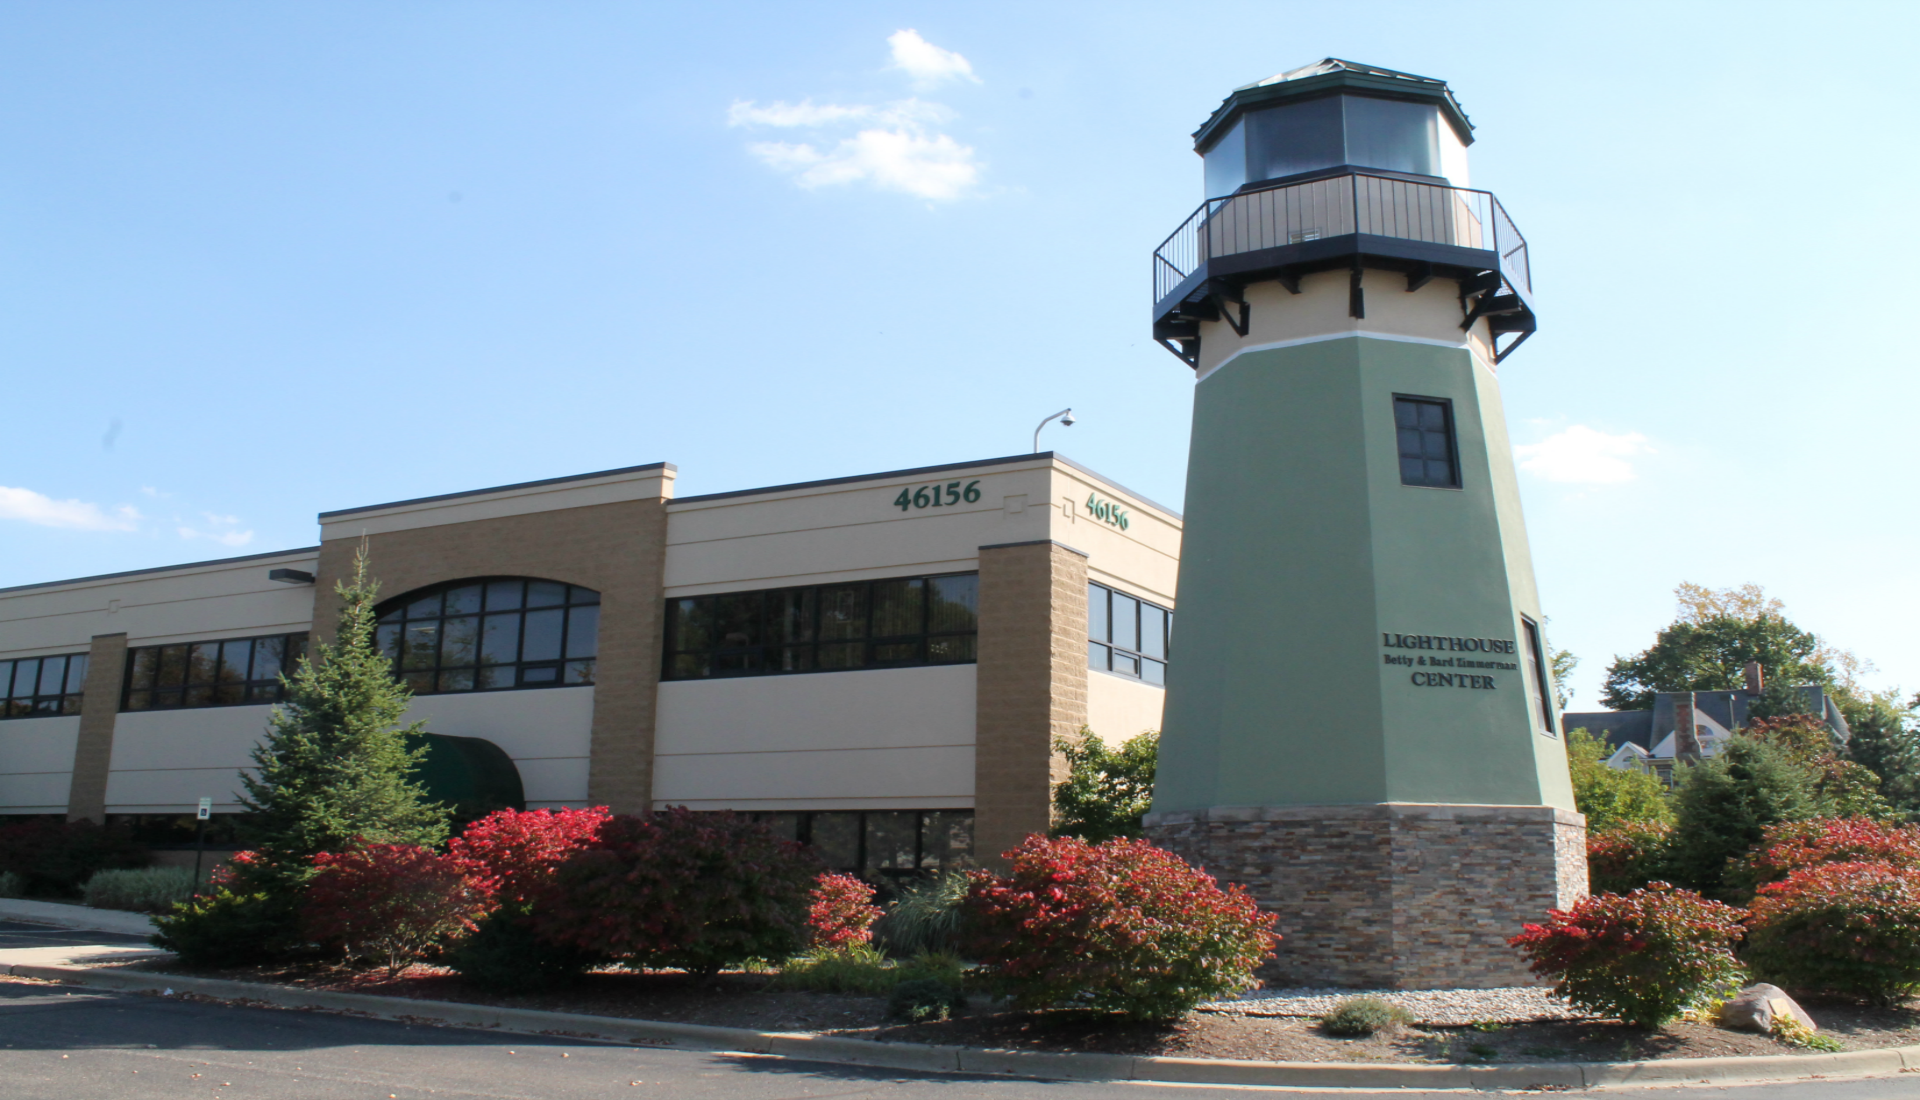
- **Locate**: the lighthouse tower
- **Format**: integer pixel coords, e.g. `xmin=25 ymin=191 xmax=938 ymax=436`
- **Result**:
xmin=1142 ymin=60 xmax=1584 ymax=989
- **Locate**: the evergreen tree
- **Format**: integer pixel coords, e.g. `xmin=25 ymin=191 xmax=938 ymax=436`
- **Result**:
xmin=1667 ymin=734 xmax=1819 ymax=900
xmin=1843 ymin=691 xmax=1920 ymax=815
xmin=238 ymin=545 xmax=448 ymax=882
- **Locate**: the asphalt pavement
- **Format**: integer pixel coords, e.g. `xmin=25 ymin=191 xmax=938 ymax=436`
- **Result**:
xmin=7 ymin=977 xmax=1920 ymax=1100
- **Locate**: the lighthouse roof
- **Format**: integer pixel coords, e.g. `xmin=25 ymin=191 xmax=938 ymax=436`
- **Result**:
xmin=1193 ymin=58 xmax=1475 ymax=153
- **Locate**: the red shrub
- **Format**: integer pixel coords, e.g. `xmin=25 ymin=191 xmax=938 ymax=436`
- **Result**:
xmin=448 ymin=806 xmax=609 ymax=907
xmin=807 ymin=872 xmax=883 ymax=948
xmin=1509 ymin=883 xmax=1746 ymax=1027
xmin=535 ymin=808 xmax=821 ymax=975
xmin=1586 ymin=821 xmax=1675 ymax=895
xmin=209 ymin=849 xmax=266 ymax=890
xmin=961 ymin=835 xmax=1278 ymax=1020
xmin=1746 ymin=861 xmax=1920 ymax=1003
xmin=303 ymin=844 xmax=487 ymax=977
xmin=1737 ymin=817 xmax=1920 ymax=892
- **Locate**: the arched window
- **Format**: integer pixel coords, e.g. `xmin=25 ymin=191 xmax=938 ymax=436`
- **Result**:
xmin=375 ymin=578 xmax=600 ymax=695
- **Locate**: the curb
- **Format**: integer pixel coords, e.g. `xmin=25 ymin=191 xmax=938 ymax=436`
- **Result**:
xmin=9 ymin=962 xmax=1918 ymax=1091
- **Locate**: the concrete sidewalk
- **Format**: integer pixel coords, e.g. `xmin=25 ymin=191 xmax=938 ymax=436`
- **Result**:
xmin=0 ymin=898 xmax=157 ymax=937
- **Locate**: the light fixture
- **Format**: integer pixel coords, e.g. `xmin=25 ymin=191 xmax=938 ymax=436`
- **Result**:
xmin=1033 ymin=408 xmax=1075 ymax=453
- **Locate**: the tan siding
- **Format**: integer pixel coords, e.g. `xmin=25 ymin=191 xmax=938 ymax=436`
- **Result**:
xmin=66 ymin=633 xmax=128 ymax=823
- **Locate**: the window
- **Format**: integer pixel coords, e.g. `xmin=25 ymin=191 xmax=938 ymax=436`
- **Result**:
xmin=750 ymin=810 xmax=974 ymax=878
xmin=1394 ymin=395 xmax=1460 ymax=489
xmin=376 ymin=578 xmax=600 ymax=695
xmin=664 ymin=573 xmax=977 ymax=680
xmin=122 ymin=633 xmax=306 ymax=711
xmin=0 ymin=653 xmax=88 ymax=718
xmin=1088 ymin=582 xmax=1171 ymax=685
xmin=1521 ymin=616 xmax=1556 ymax=734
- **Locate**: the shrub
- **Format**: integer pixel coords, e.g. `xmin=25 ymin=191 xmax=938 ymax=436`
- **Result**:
xmin=777 ymin=942 xmax=895 ymax=994
xmin=808 ymin=872 xmax=883 ymax=948
xmin=1321 ymin=996 xmax=1413 ymax=1037
xmin=1566 ymin=727 xmax=1673 ymax=832
xmin=445 ymin=905 xmax=602 ymax=993
xmin=889 ymin=977 xmax=966 ymax=1023
xmin=0 ymin=818 xmax=146 ymax=897
xmin=1588 ymin=821 xmax=1678 ymax=895
xmin=875 ymin=871 xmax=970 ymax=956
xmin=151 ymin=887 xmax=299 ymax=967
xmin=0 ymin=871 xmax=22 ymax=898
xmin=447 ymin=806 xmax=609 ymax=908
xmin=83 ymin=867 xmax=193 ymax=913
xmin=1668 ymin=735 xmax=1823 ymax=898
xmin=1733 ymin=817 xmax=1920 ymax=895
xmin=1509 ymin=883 xmax=1746 ymax=1028
xmin=1745 ymin=861 xmax=1920 ymax=1004
xmin=536 ymin=808 xmax=821 ymax=976
xmin=961 ymin=835 xmax=1279 ymax=1021
xmin=303 ymin=844 xmax=487 ymax=977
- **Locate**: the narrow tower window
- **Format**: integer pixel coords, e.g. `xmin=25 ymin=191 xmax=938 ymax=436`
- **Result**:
xmin=1393 ymin=396 xmax=1460 ymax=489
xmin=1521 ymin=616 xmax=1555 ymax=733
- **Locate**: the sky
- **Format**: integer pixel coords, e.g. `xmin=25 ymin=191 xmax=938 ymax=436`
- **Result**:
xmin=2 ymin=2 xmax=1917 ymax=708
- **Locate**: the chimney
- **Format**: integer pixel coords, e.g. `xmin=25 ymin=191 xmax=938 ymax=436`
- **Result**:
xmin=1743 ymin=661 xmax=1764 ymax=696
xmin=1674 ymin=692 xmax=1702 ymax=763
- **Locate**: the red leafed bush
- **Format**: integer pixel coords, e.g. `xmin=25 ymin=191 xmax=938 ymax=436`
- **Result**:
xmin=303 ymin=844 xmax=487 ymax=977
xmin=209 ymin=849 xmax=266 ymax=890
xmin=1586 ymin=821 xmax=1676 ymax=896
xmin=1736 ymin=817 xmax=1920 ymax=893
xmin=1745 ymin=861 xmax=1920 ymax=1004
xmin=535 ymin=808 xmax=821 ymax=975
xmin=1509 ymin=883 xmax=1746 ymax=1027
xmin=961 ymin=835 xmax=1279 ymax=1020
xmin=808 ymin=872 xmax=883 ymax=948
xmin=448 ymin=806 xmax=610 ymax=907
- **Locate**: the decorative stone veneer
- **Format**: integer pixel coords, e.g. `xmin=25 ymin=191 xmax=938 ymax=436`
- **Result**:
xmin=1146 ymin=802 xmax=1587 ymax=989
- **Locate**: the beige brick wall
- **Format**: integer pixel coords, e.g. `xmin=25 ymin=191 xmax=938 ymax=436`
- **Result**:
xmin=66 ymin=632 xmax=129 ymax=823
xmin=311 ymin=495 xmax=670 ymax=814
xmin=973 ymin=540 xmax=1089 ymax=868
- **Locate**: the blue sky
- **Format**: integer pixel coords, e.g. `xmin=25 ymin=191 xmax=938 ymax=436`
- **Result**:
xmin=3 ymin=2 xmax=1916 ymax=706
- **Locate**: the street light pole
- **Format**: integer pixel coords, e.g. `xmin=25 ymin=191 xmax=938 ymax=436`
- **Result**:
xmin=1032 ymin=408 xmax=1076 ymax=453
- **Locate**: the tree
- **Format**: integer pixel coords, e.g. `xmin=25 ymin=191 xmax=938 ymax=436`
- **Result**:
xmin=1845 ymin=691 xmax=1920 ymax=815
xmin=1051 ymin=728 xmax=1157 ymax=843
xmin=1563 ymin=728 xmax=1670 ymax=832
xmin=238 ymin=544 xmax=449 ymax=884
xmin=1550 ymin=647 xmax=1579 ymax=710
xmin=1600 ymin=584 xmax=1851 ymax=711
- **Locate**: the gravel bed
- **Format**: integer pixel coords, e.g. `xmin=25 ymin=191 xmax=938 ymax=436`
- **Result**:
xmin=1198 ymin=986 xmax=1588 ymax=1026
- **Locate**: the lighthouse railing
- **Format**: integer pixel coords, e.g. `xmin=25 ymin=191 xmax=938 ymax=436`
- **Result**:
xmin=1153 ymin=173 xmax=1530 ymax=308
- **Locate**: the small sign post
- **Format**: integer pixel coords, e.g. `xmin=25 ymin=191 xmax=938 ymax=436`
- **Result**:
xmin=191 ymin=798 xmax=212 ymax=898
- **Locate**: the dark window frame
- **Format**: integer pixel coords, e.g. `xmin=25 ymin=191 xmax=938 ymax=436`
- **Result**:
xmin=1521 ymin=616 xmax=1556 ymax=735
xmin=1087 ymin=581 xmax=1172 ymax=685
xmin=374 ymin=577 xmax=601 ymax=697
xmin=1393 ymin=394 xmax=1462 ymax=490
xmin=663 ymin=572 xmax=979 ymax=681
xmin=121 ymin=632 xmax=307 ymax=712
xmin=746 ymin=808 xmax=974 ymax=880
xmin=0 ymin=652 xmax=89 ymax=719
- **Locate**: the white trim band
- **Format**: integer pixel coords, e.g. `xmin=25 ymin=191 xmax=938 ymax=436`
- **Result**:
xmin=1196 ymin=331 xmax=1490 ymax=383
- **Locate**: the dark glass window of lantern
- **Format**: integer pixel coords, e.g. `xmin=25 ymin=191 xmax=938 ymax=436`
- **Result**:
xmin=375 ymin=579 xmax=600 ymax=695
xmin=749 ymin=809 xmax=975 ymax=879
xmin=1522 ymin=616 xmax=1556 ymax=734
xmin=0 ymin=653 xmax=89 ymax=718
xmin=663 ymin=573 xmax=977 ymax=681
xmin=122 ymin=633 xmax=308 ymax=711
xmin=1087 ymin=582 xmax=1172 ymax=685
xmin=1394 ymin=396 xmax=1460 ymax=489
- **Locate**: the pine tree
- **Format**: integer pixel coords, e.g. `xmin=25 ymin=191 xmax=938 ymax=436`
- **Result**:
xmin=238 ymin=544 xmax=448 ymax=883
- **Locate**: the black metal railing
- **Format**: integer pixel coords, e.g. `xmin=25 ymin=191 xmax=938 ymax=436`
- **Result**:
xmin=1153 ymin=172 xmax=1531 ymax=307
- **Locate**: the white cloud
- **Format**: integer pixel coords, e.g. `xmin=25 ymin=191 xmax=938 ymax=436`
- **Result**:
xmin=178 ymin=511 xmax=254 ymax=547
xmin=1513 ymin=426 xmax=1653 ymax=484
xmin=887 ymin=29 xmax=979 ymax=88
xmin=0 ymin=486 xmax=140 ymax=531
xmin=746 ymin=127 xmax=979 ymax=201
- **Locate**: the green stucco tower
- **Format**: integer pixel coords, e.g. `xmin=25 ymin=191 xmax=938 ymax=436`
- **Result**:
xmin=1142 ymin=60 xmax=1586 ymax=989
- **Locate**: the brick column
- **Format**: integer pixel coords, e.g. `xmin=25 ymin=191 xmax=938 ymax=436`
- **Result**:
xmin=66 ymin=632 xmax=129 ymax=824
xmin=973 ymin=540 xmax=1089 ymax=869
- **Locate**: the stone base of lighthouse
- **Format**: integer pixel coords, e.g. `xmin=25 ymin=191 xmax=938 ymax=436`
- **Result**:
xmin=1145 ymin=803 xmax=1587 ymax=989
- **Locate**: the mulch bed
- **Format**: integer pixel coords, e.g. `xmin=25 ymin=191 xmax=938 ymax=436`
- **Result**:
xmin=104 ymin=960 xmax=1920 ymax=1065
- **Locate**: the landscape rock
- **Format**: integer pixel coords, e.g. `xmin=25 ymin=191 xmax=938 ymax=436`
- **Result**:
xmin=1719 ymin=983 xmax=1817 ymax=1033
